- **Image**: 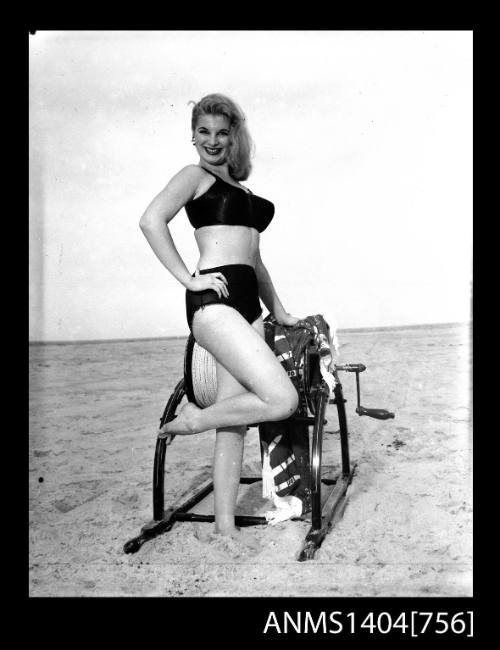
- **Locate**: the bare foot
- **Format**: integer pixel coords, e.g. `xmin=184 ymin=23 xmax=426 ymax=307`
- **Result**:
xmin=194 ymin=524 xmax=262 ymax=558
xmin=215 ymin=526 xmax=261 ymax=554
xmin=158 ymin=402 xmax=202 ymax=437
xmin=194 ymin=523 xmax=261 ymax=555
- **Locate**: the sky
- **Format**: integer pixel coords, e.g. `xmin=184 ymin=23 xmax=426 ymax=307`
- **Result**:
xmin=29 ymin=30 xmax=472 ymax=341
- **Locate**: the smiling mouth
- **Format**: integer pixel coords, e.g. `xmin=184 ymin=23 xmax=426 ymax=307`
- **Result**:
xmin=204 ymin=147 xmax=222 ymax=155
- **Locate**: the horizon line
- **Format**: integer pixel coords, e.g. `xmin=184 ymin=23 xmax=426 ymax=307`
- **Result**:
xmin=28 ymin=320 xmax=471 ymax=346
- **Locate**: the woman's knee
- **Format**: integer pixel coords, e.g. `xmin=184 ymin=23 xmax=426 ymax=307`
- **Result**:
xmin=263 ymin=384 xmax=299 ymax=420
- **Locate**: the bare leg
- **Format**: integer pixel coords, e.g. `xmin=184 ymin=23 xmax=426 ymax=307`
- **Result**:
xmin=212 ymin=317 xmax=264 ymax=549
xmin=212 ymin=363 xmax=247 ymax=536
xmin=160 ymin=305 xmax=298 ymax=436
xmin=213 ymin=425 xmax=246 ymax=533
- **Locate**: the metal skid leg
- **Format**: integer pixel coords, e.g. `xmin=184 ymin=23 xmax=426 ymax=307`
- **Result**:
xmin=298 ymin=378 xmax=355 ymax=562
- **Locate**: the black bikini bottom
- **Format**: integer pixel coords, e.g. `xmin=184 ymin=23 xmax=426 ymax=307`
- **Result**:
xmin=185 ymin=264 xmax=262 ymax=334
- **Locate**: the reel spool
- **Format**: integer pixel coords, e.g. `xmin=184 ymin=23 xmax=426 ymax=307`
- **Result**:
xmin=183 ymin=333 xmax=218 ymax=408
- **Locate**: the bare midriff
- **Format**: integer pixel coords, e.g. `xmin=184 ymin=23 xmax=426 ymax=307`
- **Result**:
xmin=194 ymin=225 xmax=260 ymax=270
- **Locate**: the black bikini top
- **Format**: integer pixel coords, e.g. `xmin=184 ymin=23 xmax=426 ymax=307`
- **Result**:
xmin=185 ymin=168 xmax=275 ymax=233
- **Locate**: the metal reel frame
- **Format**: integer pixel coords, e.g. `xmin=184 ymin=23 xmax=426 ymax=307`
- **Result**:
xmin=123 ymin=346 xmax=356 ymax=560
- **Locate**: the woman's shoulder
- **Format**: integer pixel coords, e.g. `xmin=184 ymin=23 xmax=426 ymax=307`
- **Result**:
xmin=174 ymin=164 xmax=208 ymax=182
xmin=169 ymin=165 xmax=220 ymax=204
xmin=167 ymin=164 xmax=209 ymax=196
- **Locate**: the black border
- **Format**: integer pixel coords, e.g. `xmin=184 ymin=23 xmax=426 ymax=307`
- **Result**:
xmin=26 ymin=21 xmax=479 ymax=640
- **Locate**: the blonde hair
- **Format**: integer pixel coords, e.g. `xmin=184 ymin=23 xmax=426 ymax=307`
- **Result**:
xmin=190 ymin=93 xmax=253 ymax=180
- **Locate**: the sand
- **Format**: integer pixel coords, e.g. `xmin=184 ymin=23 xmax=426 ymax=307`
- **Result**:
xmin=29 ymin=322 xmax=472 ymax=597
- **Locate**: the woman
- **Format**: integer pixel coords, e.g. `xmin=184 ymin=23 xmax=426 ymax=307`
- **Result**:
xmin=139 ymin=93 xmax=301 ymax=542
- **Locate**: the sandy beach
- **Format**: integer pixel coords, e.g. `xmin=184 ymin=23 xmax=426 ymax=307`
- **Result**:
xmin=29 ymin=322 xmax=472 ymax=597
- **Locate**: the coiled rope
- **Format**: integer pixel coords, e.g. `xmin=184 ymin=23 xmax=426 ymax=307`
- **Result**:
xmin=191 ymin=341 xmax=217 ymax=407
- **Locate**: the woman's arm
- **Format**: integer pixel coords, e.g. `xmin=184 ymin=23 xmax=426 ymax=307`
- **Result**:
xmin=139 ymin=165 xmax=203 ymax=289
xmin=255 ymin=248 xmax=300 ymax=326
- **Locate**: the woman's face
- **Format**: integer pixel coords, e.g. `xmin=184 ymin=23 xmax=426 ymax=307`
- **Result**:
xmin=193 ymin=114 xmax=231 ymax=167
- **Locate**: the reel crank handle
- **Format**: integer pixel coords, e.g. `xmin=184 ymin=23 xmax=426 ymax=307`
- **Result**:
xmin=335 ymin=363 xmax=366 ymax=373
xmin=356 ymin=406 xmax=395 ymax=420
